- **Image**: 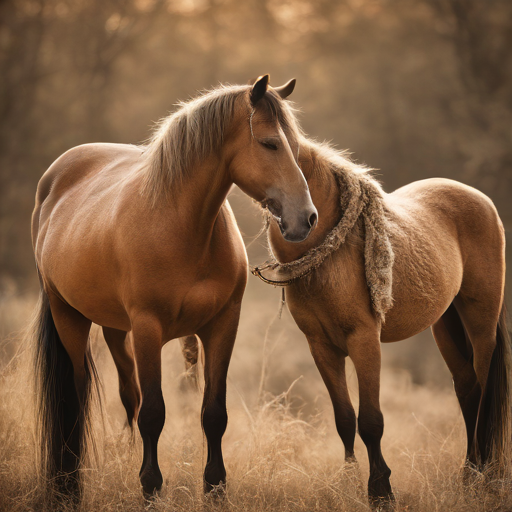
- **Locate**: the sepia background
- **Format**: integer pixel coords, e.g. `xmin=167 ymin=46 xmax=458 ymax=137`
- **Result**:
xmin=1 ymin=1 xmax=512 ymax=510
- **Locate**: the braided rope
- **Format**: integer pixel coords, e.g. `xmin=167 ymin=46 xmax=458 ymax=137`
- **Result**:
xmin=251 ymin=167 xmax=394 ymax=320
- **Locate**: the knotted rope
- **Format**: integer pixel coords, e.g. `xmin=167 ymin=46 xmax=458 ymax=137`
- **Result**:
xmin=251 ymin=167 xmax=395 ymax=321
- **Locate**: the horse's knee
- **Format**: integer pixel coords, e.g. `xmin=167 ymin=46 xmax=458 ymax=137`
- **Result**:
xmin=138 ymin=391 xmax=165 ymax=436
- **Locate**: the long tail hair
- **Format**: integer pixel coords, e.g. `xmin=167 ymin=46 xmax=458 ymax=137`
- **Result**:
xmin=34 ymin=288 xmax=99 ymax=498
xmin=479 ymin=303 xmax=512 ymax=472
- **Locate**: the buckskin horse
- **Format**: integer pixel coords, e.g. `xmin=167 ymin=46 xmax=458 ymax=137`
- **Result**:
xmin=31 ymin=75 xmax=317 ymax=500
xmin=251 ymin=132 xmax=510 ymax=507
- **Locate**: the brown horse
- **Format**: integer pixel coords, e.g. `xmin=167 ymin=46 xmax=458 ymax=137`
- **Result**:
xmin=31 ymin=74 xmax=317 ymax=500
xmin=251 ymin=133 xmax=510 ymax=507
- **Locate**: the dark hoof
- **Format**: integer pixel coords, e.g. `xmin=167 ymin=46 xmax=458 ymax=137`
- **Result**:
xmin=345 ymin=453 xmax=358 ymax=465
xmin=140 ymin=469 xmax=163 ymax=500
xmin=369 ymin=477 xmax=394 ymax=511
xmin=369 ymin=492 xmax=395 ymax=511
xmin=204 ymin=480 xmax=226 ymax=500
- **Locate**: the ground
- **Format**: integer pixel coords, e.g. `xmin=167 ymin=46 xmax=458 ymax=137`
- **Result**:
xmin=0 ymin=283 xmax=511 ymax=511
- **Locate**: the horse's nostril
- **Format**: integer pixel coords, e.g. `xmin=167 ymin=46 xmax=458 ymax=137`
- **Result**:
xmin=308 ymin=212 xmax=318 ymax=228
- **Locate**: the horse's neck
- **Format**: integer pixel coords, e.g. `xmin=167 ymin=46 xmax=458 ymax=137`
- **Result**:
xmin=268 ymin=146 xmax=342 ymax=263
xmin=153 ymin=155 xmax=232 ymax=250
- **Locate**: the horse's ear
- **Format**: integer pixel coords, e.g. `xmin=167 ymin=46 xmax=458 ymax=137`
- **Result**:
xmin=274 ymin=78 xmax=296 ymax=99
xmin=250 ymin=74 xmax=269 ymax=106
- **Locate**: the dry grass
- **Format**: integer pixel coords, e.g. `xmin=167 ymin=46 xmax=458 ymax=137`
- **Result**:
xmin=1 ymin=284 xmax=512 ymax=511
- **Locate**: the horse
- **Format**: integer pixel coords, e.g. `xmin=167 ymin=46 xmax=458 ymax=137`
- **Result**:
xmin=250 ymin=132 xmax=511 ymax=507
xmin=31 ymin=74 xmax=318 ymax=501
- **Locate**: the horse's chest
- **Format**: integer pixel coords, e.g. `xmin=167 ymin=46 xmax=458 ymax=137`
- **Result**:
xmin=167 ymin=277 xmax=235 ymax=337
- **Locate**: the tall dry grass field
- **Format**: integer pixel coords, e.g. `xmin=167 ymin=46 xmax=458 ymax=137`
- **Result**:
xmin=1 ymin=278 xmax=511 ymax=511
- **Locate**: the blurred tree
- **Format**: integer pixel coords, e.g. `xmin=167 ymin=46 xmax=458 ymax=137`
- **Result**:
xmin=426 ymin=0 xmax=512 ymax=224
xmin=0 ymin=0 xmax=167 ymax=288
xmin=1 ymin=0 xmax=510 ymax=295
xmin=0 ymin=0 xmax=47 ymax=286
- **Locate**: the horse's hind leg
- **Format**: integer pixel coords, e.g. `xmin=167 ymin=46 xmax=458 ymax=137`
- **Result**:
xmin=197 ymin=301 xmax=241 ymax=495
xmin=454 ymin=292 xmax=503 ymax=467
xmin=432 ymin=303 xmax=480 ymax=466
xmin=307 ymin=337 xmax=356 ymax=462
xmin=103 ymin=327 xmax=141 ymax=427
xmin=131 ymin=316 xmax=165 ymax=497
xmin=46 ymin=293 xmax=93 ymax=497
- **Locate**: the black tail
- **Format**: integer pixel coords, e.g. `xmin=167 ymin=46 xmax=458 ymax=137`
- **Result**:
xmin=34 ymin=289 xmax=98 ymax=498
xmin=478 ymin=303 xmax=512 ymax=471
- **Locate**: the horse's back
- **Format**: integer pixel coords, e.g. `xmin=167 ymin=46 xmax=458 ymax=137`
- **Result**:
xmin=33 ymin=143 xmax=142 ymax=240
xmin=389 ymin=178 xmax=504 ymax=268
xmin=34 ymin=143 xmax=141 ymax=207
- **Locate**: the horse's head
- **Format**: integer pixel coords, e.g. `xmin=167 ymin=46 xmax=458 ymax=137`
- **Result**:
xmin=227 ymin=75 xmax=317 ymax=243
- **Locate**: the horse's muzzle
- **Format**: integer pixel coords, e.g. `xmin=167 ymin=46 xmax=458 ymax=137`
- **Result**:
xmin=280 ymin=206 xmax=318 ymax=243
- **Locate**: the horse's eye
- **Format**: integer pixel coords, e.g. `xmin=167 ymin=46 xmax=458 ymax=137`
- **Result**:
xmin=260 ymin=140 xmax=278 ymax=151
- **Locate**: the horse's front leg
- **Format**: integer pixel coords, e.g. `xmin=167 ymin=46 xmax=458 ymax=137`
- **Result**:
xmin=348 ymin=328 xmax=394 ymax=508
xmin=132 ymin=316 xmax=165 ymax=498
xmin=307 ymin=337 xmax=357 ymax=462
xmin=197 ymin=300 xmax=242 ymax=496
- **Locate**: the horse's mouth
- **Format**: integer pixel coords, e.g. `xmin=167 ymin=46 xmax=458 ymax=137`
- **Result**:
xmin=260 ymin=198 xmax=283 ymax=223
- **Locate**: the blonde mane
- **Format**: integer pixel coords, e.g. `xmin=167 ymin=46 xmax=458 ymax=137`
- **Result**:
xmin=141 ymin=84 xmax=303 ymax=202
xmin=299 ymin=136 xmax=382 ymax=191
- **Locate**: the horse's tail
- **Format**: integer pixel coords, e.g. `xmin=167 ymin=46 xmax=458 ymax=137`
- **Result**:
xmin=179 ymin=335 xmax=200 ymax=391
xmin=479 ymin=302 xmax=512 ymax=471
xmin=34 ymin=288 xmax=99 ymax=497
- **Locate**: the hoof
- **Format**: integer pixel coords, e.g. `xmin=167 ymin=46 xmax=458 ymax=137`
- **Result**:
xmin=140 ymin=468 xmax=163 ymax=499
xmin=369 ymin=477 xmax=394 ymax=511
xmin=369 ymin=492 xmax=395 ymax=511
xmin=204 ymin=480 xmax=226 ymax=500
xmin=345 ymin=453 xmax=358 ymax=465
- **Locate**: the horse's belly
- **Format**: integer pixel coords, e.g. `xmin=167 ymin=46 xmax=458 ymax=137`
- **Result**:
xmin=380 ymin=204 xmax=464 ymax=342
xmin=380 ymin=300 xmax=450 ymax=342
xmin=380 ymin=268 xmax=461 ymax=342
xmin=44 ymin=259 xmax=241 ymax=337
